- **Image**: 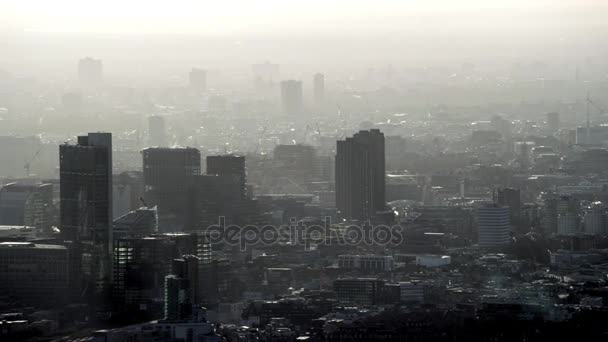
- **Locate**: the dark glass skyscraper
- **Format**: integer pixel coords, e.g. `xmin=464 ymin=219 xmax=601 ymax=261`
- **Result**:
xmin=143 ymin=147 xmax=201 ymax=231
xmin=335 ymin=129 xmax=385 ymax=221
xmin=60 ymin=132 xmax=113 ymax=249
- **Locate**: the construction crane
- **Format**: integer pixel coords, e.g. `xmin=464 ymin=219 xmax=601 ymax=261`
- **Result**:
xmin=24 ymin=146 xmax=43 ymax=177
xmin=585 ymin=92 xmax=608 ymax=142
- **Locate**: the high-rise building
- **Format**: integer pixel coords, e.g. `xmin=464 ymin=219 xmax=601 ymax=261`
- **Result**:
xmin=190 ymin=156 xmax=265 ymax=230
xmin=143 ymin=147 xmax=201 ymax=231
xmin=557 ymin=213 xmax=580 ymax=236
xmin=60 ymin=133 xmax=113 ymax=294
xmin=60 ymin=132 xmax=113 ymax=248
xmin=335 ymin=129 xmax=386 ymax=221
xmin=189 ymin=68 xmax=207 ymax=91
xmin=583 ymin=202 xmax=607 ymax=235
xmin=477 ymin=203 xmax=511 ymax=248
xmin=313 ymin=73 xmax=325 ymax=106
xmin=547 ymin=112 xmax=560 ymax=134
xmin=280 ymin=80 xmax=303 ymax=117
xmin=148 ymin=116 xmax=167 ymax=147
xmin=78 ymin=57 xmax=103 ymax=86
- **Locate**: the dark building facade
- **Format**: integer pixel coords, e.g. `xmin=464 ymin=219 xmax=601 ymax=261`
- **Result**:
xmin=335 ymin=129 xmax=386 ymax=221
xmin=60 ymin=132 xmax=112 ymax=250
xmin=0 ymin=242 xmax=69 ymax=307
xmin=143 ymin=147 xmax=201 ymax=232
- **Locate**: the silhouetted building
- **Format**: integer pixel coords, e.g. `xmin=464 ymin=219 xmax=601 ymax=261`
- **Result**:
xmin=280 ymin=80 xmax=303 ymax=117
xmin=164 ymin=255 xmax=200 ymax=321
xmin=60 ymin=132 xmax=113 ymax=249
xmin=206 ymin=155 xmax=247 ymax=198
xmin=112 ymin=233 xmax=200 ymax=318
xmin=0 ymin=242 xmax=68 ymax=307
xmin=78 ymin=57 xmax=103 ymax=86
xmin=143 ymin=147 xmax=201 ymax=231
xmin=335 ymin=129 xmax=386 ymax=221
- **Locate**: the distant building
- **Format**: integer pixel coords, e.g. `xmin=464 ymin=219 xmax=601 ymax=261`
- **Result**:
xmin=78 ymin=57 xmax=103 ymax=86
xmin=280 ymin=80 xmax=303 ymax=117
xmin=494 ymin=187 xmax=521 ymax=225
xmin=547 ymin=112 xmax=560 ymax=134
xmin=252 ymin=62 xmax=280 ymax=86
xmin=557 ymin=213 xmax=580 ymax=236
xmin=313 ymin=73 xmax=325 ymax=106
xmin=189 ymin=68 xmax=207 ymax=91
xmin=338 ymin=255 xmax=394 ymax=272
xmin=273 ymin=144 xmax=316 ymax=189
xmin=583 ymin=202 xmax=607 ymax=235
xmin=142 ymin=147 xmax=201 ymax=231
xmin=0 ymin=242 xmax=69 ymax=307
xmin=148 ymin=116 xmax=167 ymax=147
xmin=0 ymin=183 xmax=53 ymax=235
xmin=112 ymin=171 xmax=144 ymax=220
xmin=415 ymin=255 xmax=451 ymax=267
xmin=477 ymin=203 xmax=511 ymax=248
xmin=576 ymin=125 xmax=608 ymax=146
xmin=335 ymin=129 xmax=386 ymax=221
xmin=333 ymin=278 xmax=384 ymax=306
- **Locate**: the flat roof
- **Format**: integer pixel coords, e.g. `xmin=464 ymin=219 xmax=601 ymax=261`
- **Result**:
xmin=0 ymin=242 xmax=66 ymax=249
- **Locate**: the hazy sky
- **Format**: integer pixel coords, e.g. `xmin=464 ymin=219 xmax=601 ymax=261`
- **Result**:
xmin=2 ymin=0 xmax=607 ymax=35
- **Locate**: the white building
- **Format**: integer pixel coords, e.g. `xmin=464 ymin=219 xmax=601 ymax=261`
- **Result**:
xmin=415 ymin=255 xmax=451 ymax=267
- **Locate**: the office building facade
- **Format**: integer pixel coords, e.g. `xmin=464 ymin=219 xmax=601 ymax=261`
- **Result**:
xmin=335 ymin=129 xmax=386 ymax=221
